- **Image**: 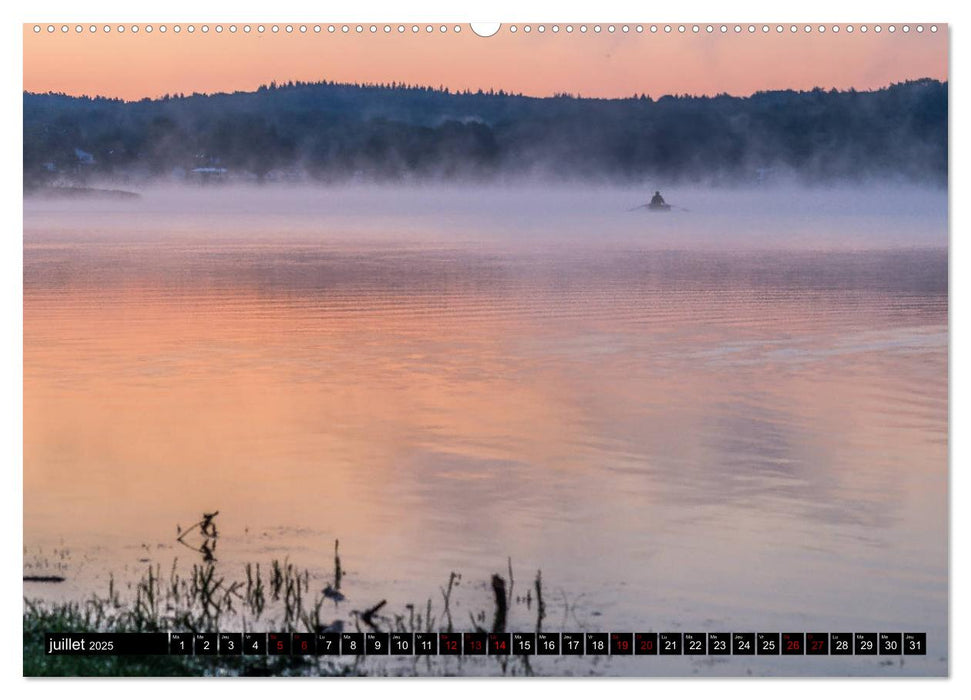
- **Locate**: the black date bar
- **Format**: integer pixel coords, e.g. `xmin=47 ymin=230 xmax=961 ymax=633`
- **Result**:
xmin=46 ymin=633 xmax=169 ymax=655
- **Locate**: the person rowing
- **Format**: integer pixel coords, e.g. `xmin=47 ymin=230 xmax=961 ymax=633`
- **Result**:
xmin=629 ymin=190 xmax=674 ymax=212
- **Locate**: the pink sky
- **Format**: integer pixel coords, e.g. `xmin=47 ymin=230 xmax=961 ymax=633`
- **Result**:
xmin=24 ymin=24 xmax=947 ymax=100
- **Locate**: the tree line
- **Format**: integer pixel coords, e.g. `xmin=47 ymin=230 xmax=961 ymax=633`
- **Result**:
xmin=23 ymin=78 xmax=947 ymax=187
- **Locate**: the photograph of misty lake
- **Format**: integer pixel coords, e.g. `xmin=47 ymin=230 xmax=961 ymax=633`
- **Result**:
xmin=22 ymin=25 xmax=947 ymax=678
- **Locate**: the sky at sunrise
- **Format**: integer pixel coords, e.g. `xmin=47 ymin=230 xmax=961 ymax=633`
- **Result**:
xmin=23 ymin=23 xmax=948 ymax=100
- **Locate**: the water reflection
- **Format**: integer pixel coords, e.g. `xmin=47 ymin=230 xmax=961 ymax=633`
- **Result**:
xmin=24 ymin=221 xmax=947 ymax=670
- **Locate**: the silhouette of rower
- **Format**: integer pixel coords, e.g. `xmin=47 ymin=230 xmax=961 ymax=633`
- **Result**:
xmin=650 ymin=191 xmax=666 ymax=207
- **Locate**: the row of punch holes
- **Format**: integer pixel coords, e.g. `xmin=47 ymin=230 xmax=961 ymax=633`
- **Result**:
xmin=32 ymin=24 xmax=939 ymax=36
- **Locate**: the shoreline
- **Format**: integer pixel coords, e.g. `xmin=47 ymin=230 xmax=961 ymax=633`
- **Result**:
xmin=25 ymin=186 xmax=141 ymax=200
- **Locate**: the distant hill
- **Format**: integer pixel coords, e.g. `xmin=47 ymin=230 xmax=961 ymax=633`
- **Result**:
xmin=23 ymin=79 xmax=947 ymax=186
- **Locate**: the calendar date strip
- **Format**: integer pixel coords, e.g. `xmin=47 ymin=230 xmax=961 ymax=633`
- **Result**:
xmin=45 ymin=631 xmax=927 ymax=656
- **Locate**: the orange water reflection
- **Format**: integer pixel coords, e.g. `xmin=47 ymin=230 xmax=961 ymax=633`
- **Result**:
xmin=23 ymin=210 xmax=947 ymax=667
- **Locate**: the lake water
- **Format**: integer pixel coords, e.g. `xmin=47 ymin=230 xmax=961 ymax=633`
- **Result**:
xmin=23 ymin=186 xmax=948 ymax=675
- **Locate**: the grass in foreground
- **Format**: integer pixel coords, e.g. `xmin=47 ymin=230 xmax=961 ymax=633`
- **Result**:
xmin=25 ymin=524 xmax=546 ymax=677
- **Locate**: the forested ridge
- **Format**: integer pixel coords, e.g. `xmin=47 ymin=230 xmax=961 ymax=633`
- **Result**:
xmin=23 ymin=78 xmax=947 ymax=186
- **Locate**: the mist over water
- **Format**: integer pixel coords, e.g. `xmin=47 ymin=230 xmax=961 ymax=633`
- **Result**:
xmin=24 ymin=184 xmax=947 ymax=675
xmin=25 ymin=183 xmax=947 ymax=250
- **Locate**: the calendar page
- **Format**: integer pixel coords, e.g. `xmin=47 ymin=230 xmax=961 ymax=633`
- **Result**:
xmin=22 ymin=19 xmax=948 ymax=678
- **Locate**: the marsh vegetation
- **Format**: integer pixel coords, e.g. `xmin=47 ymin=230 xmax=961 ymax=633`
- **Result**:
xmin=24 ymin=513 xmax=552 ymax=676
